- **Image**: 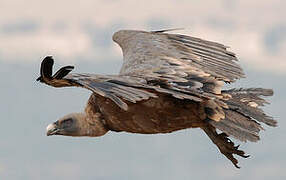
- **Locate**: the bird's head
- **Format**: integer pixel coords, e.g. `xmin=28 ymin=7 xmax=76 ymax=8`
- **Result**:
xmin=46 ymin=112 xmax=108 ymax=137
xmin=46 ymin=113 xmax=82 ymax=137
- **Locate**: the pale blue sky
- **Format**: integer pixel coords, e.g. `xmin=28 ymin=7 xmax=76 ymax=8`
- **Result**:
xmin=0 ymin=0 xmax=285 ymax=179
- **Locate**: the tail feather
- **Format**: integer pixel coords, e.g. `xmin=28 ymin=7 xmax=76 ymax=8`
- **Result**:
xmin=210 ymin=110 xmax=261 ymax=142
xmin=211 ymin=88 xmax=276 ymax=142
xmin=224 ymin=88 xmax=276 ymax=126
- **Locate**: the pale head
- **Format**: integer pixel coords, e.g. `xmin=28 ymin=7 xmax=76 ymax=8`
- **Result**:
xmin=46 ymin=112 xmax=108 ymax=137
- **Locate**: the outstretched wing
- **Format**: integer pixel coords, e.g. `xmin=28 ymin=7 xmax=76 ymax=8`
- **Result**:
xmin=38 ymin=30 xmax=245 ymax=120
xmin=113 ymin=30 xmax=245 ymax=95
xmin=37 ymin=56 xmax=203 ymax=110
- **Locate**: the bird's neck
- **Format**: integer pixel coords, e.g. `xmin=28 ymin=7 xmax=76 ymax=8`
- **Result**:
xmin=76 ymin=112 xmax=109 ymax=137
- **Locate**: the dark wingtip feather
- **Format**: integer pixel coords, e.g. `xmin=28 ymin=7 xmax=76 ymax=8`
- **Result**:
xmin=37 ymin=56 xmax=75 ymax=81
xmin=151 ymin=28 xmax=184 ymax=33
xmin=52 ymin=65 xmax=75 ymax=80
xmin=37 ymin=56 xmax=54 ymax=81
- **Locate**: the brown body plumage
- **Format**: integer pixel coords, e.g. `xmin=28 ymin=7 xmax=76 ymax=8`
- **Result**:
xmin=39 ymin=29 xmax=276 ymax=168
xmin=87 ymin=93 xmax=206 ymax=134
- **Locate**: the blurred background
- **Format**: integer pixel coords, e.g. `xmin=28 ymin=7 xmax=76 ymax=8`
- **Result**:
xmin=0 ymin=0 xmax=285 ymax=179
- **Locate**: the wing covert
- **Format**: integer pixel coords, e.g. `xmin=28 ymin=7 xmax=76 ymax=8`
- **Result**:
xmin=113 ymin=30 xmax=245 ymax=95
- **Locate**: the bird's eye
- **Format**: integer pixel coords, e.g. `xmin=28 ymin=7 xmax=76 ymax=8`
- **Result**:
xmin=62 ymin=118 xmax=73 ymax=128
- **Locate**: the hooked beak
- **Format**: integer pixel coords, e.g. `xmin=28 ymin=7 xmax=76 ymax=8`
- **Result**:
xmin=46 ymin=123 xmax=60 ymax=136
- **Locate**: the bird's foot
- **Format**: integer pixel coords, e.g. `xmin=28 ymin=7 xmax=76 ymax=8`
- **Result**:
xmin=215 ymin=132 xmax=249 ymax=168
xmin=202 ymin=126 xmax=249 ymax=168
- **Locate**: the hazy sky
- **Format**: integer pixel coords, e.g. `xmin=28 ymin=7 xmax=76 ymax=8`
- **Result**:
xmin=0 ymin=0 xmax=285 ymax=180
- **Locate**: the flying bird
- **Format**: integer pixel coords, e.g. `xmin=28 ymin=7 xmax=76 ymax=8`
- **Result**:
xmin=37 ymin=29 xmax=277 ymax=168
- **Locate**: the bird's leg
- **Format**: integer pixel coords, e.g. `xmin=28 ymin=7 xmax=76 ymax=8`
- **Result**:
xmin=202 ymin=125 xmax=249 ymax=168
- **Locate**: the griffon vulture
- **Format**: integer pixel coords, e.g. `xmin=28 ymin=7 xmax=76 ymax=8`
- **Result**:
xmin=37 ymin=29 xmax=276 ymax=168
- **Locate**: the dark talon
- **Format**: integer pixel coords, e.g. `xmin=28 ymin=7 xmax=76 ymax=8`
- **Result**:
xmin=203 ymin=125 xmax=252 ymax=169
xmin=234 ymin=164 xmax=240 ymax=169
xmin=241 ymin=154 xmax=250 ymax=158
